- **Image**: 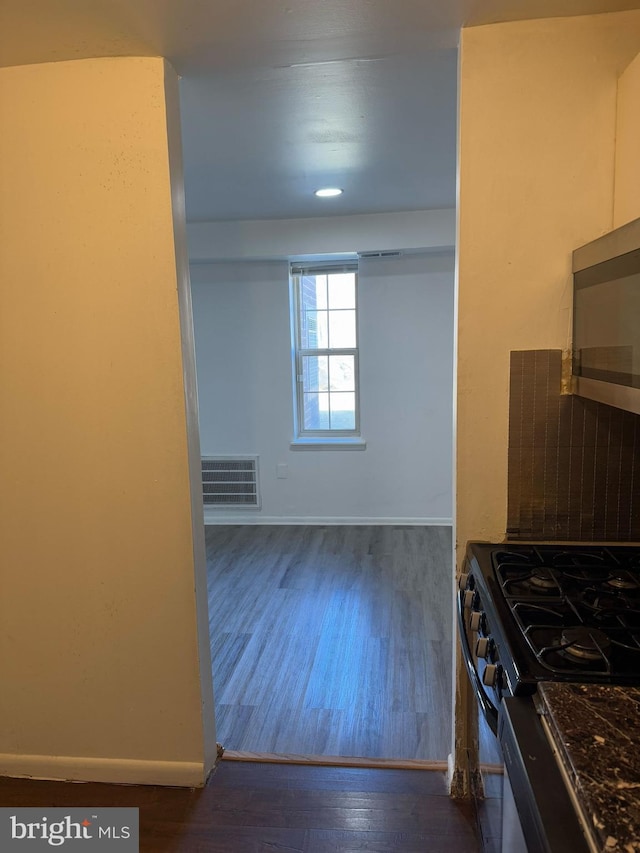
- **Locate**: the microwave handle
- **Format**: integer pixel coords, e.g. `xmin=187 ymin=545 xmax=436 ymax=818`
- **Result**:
xmin=456 ymin=589 xmax=499 ymax=736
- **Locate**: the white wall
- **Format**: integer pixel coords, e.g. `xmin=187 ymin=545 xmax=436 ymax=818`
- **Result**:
xmin=191 ymin=251 xmax=454 ymax=523
xmin=0 ymin=56 xmax=215 ymax=786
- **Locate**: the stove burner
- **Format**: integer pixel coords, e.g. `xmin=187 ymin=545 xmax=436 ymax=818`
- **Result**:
xmin=560 ymin=627 xmax=611 ymax=661
xmin=527 ymin=568 xmax=558 ymax=590
xmin=606 ymin=573 xmax=640 ymax=591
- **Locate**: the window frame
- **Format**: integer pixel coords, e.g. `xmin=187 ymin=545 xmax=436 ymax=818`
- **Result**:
xmin=290 ymin=262 xmax=361 ymax=442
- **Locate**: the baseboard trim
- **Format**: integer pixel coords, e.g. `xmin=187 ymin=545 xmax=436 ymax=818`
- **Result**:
xmin=222 ymin=751 xmax=449 ymax=772
xmin=0 ymin=754 xmax=206 ymax=787
xmin=203 ymin=514 xmax=453 ymax=526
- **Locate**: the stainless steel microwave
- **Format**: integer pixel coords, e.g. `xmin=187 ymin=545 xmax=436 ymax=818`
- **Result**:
xmin=572 ymin=216 xmax=640 ymax=416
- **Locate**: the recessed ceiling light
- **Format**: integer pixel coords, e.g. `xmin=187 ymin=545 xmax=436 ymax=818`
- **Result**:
xmin=314 ymin=187 xmax=343 ymax=198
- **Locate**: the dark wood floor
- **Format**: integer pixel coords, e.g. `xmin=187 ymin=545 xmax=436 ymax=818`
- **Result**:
xmin=205 ymin=525 xmax=453 ymax=761
xmin=0 ymin=761 xmax=480 ymax=852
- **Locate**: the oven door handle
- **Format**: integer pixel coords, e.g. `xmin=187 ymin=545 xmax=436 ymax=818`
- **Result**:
xmin=456 ymin=589 xmax=499 ymax=736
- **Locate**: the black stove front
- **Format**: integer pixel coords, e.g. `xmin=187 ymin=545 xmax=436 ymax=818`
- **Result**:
xmin=458 ymin=542 xmax=640 ymax=853
xmin=458 ymin=542 xmax=640 ymax=733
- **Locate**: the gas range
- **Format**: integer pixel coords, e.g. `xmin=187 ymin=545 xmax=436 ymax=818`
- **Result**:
xmin=458 ymin=542 xmax=640 ymax=853
xmin=495 ymin=545 xmax=640 ymax=678
xmin=458 ymin=542 xmax=640 ymax=732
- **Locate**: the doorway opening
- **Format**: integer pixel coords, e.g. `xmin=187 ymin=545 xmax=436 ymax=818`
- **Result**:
xmin=189 ymin=251 xmax=456 ymax=767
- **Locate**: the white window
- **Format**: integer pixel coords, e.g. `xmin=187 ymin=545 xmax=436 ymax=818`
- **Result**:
xmin=290 ymin=263 xmax=360 ymax=441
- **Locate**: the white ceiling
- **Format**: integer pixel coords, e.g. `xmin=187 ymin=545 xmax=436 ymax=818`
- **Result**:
xmin=2 ymin=0 xmax=640 ymax=222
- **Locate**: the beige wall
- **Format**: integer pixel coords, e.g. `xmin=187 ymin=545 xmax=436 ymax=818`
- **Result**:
xmin=452 ymin=11 xmax=640 ymax=792
xmin=456 ymin=11 xmax=640 ymax=563
xmin=0 ymin=57 xmax=215 ymax=785
xmin=614 ymin=50 xmax=640 ymax=228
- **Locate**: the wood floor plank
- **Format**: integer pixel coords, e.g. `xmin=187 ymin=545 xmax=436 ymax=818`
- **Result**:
xmin=0 ymin=762 xmax=479 ymax=852
xmin=213 ymin=704 xmax=258 ymax=747
xmin=143 ymin=826 xmax=306 ymax=853
xmin=201 ymin=799 xmax=476 ymax=836
xmin=207 ymin=525 xmax=454 ymax=760
xmin=303 ymin=828 xmax=476 ymax=853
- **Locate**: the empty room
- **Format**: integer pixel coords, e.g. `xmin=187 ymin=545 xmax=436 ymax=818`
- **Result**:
xmin=190 ymin=248 xmax=456 ymax=763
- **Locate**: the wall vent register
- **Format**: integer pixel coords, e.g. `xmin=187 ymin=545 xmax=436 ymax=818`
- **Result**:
xmin=201 ymin=456 xmax=260 ymax=507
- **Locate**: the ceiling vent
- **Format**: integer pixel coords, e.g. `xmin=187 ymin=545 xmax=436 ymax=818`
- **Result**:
xmin=357 ymin=250 xmax=402 ymax=259
xmin=202 ymin=456 xmax=260 ymax=508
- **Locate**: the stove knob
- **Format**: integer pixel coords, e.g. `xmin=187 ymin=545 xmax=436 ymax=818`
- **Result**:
xmin=469 ymin=611 xmax=483 ymax=632
xmin=475 ymin=637 xmax=491 ymax=659
xmin=482 ymin=664 xmax=499 ymax=687
xmin=458 ymin=572 xmax=469 ymax=591
xmin=463 ymin=590 xmax=476 ymax=610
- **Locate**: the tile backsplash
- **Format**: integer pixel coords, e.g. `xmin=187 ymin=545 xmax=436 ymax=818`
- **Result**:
xmin=507 ymin=350 xmax=640 ymax=541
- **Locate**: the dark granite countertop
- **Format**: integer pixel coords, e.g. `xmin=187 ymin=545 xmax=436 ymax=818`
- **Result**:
xmin=537 ymin=683 xmax=640 ymax=853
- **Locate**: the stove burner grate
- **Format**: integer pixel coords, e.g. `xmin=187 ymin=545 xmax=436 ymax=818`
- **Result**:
xmin=560 ymin=627 xmax=611 ymax=662
xmin=550 ymin=550 xmax=609 ymax=569
xmin=467 ymin=542 xmax=640 ymax=685
xmin=493 ymin=549 xmax=537 ymax=565
xmin=497 ymin=562 xmax=563 ymax=597
xmin=560 ymin=565 xmax=611 ymax=584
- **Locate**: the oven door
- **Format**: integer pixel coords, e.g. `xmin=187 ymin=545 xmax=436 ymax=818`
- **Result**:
xmin=499 ymin=697 xmax=592 ymax=853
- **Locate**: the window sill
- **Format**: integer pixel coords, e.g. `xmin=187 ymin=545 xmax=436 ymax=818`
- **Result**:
xmin=290 ymin=437 xmax=367 ymax=451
